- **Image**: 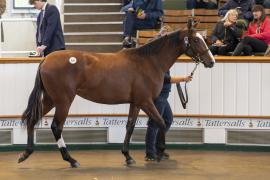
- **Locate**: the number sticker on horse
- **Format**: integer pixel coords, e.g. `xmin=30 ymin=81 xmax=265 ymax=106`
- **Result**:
xmin=69 ymin=57 xmax=77 ymax=64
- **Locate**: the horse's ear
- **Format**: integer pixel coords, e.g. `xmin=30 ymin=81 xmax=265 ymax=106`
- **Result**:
xmin=187 ymin=17 xmax=194 ymax=38
xmin=187 ymin=17 xmax=193 ymax=31
xmin=193 ymin=17 xmax=200 ymax=28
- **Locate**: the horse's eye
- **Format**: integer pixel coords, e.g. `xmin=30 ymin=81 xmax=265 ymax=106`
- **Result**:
xmin=194 ymin=39 xmax=199 ymax=42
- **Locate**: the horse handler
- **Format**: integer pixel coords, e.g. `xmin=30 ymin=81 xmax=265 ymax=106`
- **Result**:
xmin=145 ymin=27 xmax=193 ymax=161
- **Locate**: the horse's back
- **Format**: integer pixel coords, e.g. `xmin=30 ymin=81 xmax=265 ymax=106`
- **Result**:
xmin=39 ymin=50 xmax=136 ymax=101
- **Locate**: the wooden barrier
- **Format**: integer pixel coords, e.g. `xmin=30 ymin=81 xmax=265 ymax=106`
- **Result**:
xmin=1 ymin=56 xmax=270 ymax=64
xmin=0 ymin=57 xmax=42 ymax=64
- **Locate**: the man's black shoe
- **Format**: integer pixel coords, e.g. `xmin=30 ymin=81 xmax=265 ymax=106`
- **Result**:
xmin=160 ymin=152 xmax=170 ymax=160
xmin=145 ymin=154 xmax=157 ymax=161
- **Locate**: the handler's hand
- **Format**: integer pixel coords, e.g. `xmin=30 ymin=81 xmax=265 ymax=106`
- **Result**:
xmin=171 ymin=76 xmax=193 ymax=83
xmin=184 ymin=76 xmax=193 ymax=82
xmin=36 ymin=45 xmax=47 ymax=54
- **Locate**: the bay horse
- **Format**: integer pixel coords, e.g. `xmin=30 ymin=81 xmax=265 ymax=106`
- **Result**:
xmin=18 ymin=19 xmax=215 ymax=167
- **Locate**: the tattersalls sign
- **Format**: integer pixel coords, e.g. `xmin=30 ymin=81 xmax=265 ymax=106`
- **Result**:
xmin=0 ymin=116 xmax=270 ymax=129
xmin=203 ymin=119 xmax=246 ymax=128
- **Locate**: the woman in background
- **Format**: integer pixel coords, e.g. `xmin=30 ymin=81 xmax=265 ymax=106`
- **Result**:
xmin=233 ymin=5 xmax=270 ymax=56
xmin=210 ymin=9 xmax=243 ymax=55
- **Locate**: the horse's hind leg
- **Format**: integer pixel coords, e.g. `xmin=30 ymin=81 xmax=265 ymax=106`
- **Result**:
xmin=42 ymin=91 xmax=54 ymax=116
xmin=122 ymin=103 xmax=140 ymax=165
xmin=18 ymin=92 xmax=54 ymax=163
xmin=51 ymin=103 xmax=80 ymax=168
xmin=141 ymin=100 xmax=166 ymax=161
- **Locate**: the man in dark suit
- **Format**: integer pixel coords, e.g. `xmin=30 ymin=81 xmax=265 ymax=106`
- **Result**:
xmin=29 ymin=0 xmax=65 ymax=56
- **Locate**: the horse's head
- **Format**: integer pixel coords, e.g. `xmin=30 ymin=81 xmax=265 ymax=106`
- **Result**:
xmin=184 ymin=18 xmax=215 ymax=68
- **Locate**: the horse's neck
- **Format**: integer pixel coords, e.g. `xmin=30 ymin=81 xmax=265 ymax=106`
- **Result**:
xmin=128 ymin=30 xmax=185 ymax=73
xmin=153 ymin=35 xmax=184 ymax=72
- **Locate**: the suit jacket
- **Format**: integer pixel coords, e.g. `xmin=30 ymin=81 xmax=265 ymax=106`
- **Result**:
xmin=36 ymin=4 xmax=65 ymax=56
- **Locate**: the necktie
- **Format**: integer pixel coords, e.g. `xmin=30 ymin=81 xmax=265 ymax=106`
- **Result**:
xmin=38 ymin=10 xmax=44 ymax=44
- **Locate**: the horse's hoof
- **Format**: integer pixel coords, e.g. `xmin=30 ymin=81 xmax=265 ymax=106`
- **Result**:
xmin=126 ymin=158 xmax=136 ymax=165
xmin=71 ymin=162 xmax=80 ymax=168
xmin=18 ymin=153 xmax=28 ymax=163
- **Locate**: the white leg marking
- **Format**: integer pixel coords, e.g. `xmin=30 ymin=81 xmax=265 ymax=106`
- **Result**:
xmin=57 ymin=135 xmax=66 ymax=148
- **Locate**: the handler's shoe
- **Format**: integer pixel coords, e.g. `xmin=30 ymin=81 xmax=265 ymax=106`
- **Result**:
xmin=160 ymin=152 xmax=170 ymax=160
xmin=145 ymin=153 xmax=157 ymax=161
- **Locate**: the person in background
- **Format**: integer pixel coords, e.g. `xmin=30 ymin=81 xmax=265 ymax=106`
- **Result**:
xmin=263 ymin=0 xmax=270 ymax=8
xmin=29 ymin=0 xmax=65 ymax=56
xmin=255 ymin=0 xmax=270 ymax=8
xmin=232 ymin=5 xmax=270 ymax=55
xmin=218 ymin=0 xmax=255 ymax=21
xmin=122 ymin=0 xmax=163 ymax=48
xmin=210 ymin=9 xmax=243 ymax=55
xmin=186 ymin=0 xmax=218 ymax=9
xmin=122 ymin=0 xmax=131 ymax=6
xmin=145 ymin=26 xmax=193 ymax=161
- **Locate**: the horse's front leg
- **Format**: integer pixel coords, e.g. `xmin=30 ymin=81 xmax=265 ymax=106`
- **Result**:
xmin=122 ymin=103 xmax=140 ymax=165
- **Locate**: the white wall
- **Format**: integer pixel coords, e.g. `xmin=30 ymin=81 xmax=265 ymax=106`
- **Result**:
xmin=0 ymin=62 xmax=269 ymax=116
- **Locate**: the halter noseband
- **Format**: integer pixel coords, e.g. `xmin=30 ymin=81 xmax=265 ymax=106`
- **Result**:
xmin=184 ymin=36 xmax=210 ymax=64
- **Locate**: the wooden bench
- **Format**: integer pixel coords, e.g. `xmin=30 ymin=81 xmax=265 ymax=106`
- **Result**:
xmin=137 ymin=9 xmax=219 ymax=46
xmin=194 ymin=9 xmax=219 ymax=37
xmin=162 ymin=9 xmax=193 ymax=30
xmin=1 ymin=56 xmax=270 ymax=64
xmin=136 ymin=30 xmax=159 ymax=46
xmin=138 ymin=8 xmax=270 ymax=47
xmin=137 ymin=9 xmax=193 ymax=46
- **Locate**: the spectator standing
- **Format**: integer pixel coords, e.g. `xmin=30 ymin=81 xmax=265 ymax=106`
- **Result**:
xmin=29 ymin=0 xmax=65 ymax=56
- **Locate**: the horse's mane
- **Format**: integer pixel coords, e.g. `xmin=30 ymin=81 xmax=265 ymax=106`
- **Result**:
xmin=128 ymin=30 xmax=182 ymax=56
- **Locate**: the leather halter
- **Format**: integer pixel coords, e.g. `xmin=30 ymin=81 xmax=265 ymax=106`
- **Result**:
xmin=184 ymin=36 xmax=210 ymax=64
xmin=176 ymin=36 xmax=210 ymax=109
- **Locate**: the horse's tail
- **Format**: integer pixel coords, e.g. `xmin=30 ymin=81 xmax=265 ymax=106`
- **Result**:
xmin=18 ymin=61 xmax=44 ymax=163
xmin=22 ymin=61 xmax=44 ymax=128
